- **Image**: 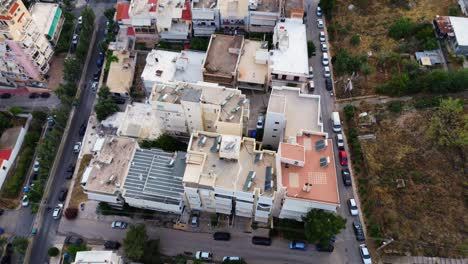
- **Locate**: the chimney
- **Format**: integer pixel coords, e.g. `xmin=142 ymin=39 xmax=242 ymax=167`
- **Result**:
xmin=302 ymin=183 xmax=308 ymax=192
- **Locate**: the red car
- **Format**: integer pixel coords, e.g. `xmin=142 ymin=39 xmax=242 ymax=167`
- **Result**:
xmin=339 ymin=150 xmax=348 ymax=166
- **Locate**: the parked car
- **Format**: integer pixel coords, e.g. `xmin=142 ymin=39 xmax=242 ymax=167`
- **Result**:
xmin=321 ymin=43 xmax=328 ymax=52
xmin=316 ymin=243 xmax=334 ymax=252
xmin=289 ymin=241 xmax=306 ymax=250
xmin=21 ymin=195 xmax=29 ymax=207
xmin=319 ymin=31 xmax=326 ymax=42
xmin=73 ymin=142 xmax=82 ymax=153
xmin=256 ymin=114 xmax=264 ymax=129
xmin=223 ymin=256 xmax=242 ymax=262
xmin=97 ymin=52 xmax=104 ymax=68
xmin=33 ymin=161 xmax=40 ymax=173
xmin=104 ymin=240 xmax=121 ymax=250
xmin=52 ymin=204 xmax=63 ymax=220
xmin=65 ymin=236 xmax=83 ymax=245
xmin=308 ymin=80 xmax=315 ymax=91
xmin=339 ymin=150 xmax=348 ymax=166
xmin=317 ymin=18 xmax=324 ymax=28
xmin=195 ymin=251 xmax=213 ymax=261
xmin=325 ymin=78 xmax=333 ymax=91
xmin=72 ymin=34 xmax=78 ymax=45
xmin=93 ymin=70 xmax=101 ymax=81
xmin=40 ymin=92 xmax=50 ymax=98
xmin=213 ymin=232 xmax=231 ymax=241
xmin=336 ymin=133 xmax=345 ymax=150
xmin=348 ymin=198 xmax=359 ymax=216
xmin=29 ymin=93 xmax=40 ymax=99
xmin=0 ymin=209 xmax=4 ymax=215
xmin=78 ymin=16 xmax=83 ymax=24
xmin=111 ymin=221 xmax=128 ymax=229
xmin=316 ymin=6 xmax=323 ymax=17
xmin=0 ymin=93 xmax=12 ymax=99
xmin=252 ymin=236 xmax=271 ymax=246
xmin=353 ymin=221 xmax=365 ymax=241
xmin=324 ymin=66 xmax=331 ymax=78
xmin=191 ymin=215 xmax=199 ymax=228
xmin=79 ymin=123 xmax=87 ymax=136
xmin=308 ymin=66 xmax=314 ymax=79
xmin=359 ymin=244 xmax=372 ymax=264
xmin=58 ymin=188 xmax=68 ymax=202
xmin=342 ymin=168 xmax=352 ymax=186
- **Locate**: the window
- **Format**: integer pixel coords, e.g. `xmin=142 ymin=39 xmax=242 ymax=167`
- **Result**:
xmin=274 ymin=122 xmax=279 ymax=124
xmin=273 ymin=129 xmax=278 ymax=131
xmin=272 ymin=135 xmax=276 ymax=138
xmin=281 ymin=75 xmax=287 ymax=80
xmin=293 ymin=76 xmax=299 ymax=81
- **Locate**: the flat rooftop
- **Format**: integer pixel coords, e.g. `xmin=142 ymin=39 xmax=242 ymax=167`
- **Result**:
xmin=284 ymin=0 xmax=303 ymax=12
xmin=83 ymin=137 xmax=138 ymax=194
xmin=449 ymin=16 xmax=468 ymax=46
xmin=219 ymin=0 xmax=249 ymax=19
xmin=253 ymin=0 xmax=279 ymax=12
xmin=204 ymin=34 xmax=244 ymax=76
xmin=270 ymin=19 xmax=308 ymax=76
xmin=74 ymin=251 xmax=123 ymax=263
xmin=237 ymin=40 xmax=268 ymax=84
xmin=106 ymin=50 xmax=135 ymax=95
xmin=123 ymin=148 xmax=186 ymax=205
xmin=150 ymin=82 xmax=247 ymax=124
xmin=193 ymin=0 xmax=217 ymax=9
xmin=269 ymin=87 xmax=322 ymax=138
xmin=280 ymin=134 xmax=339 ymax=204
xmin=30 ymin=3 xmax=61 ymax=36
xmin=184 ymin=133 xmax=276 ymax=196
xmin=117 ymin=103 xmax=161 ymax=139
xmin=0 ymin=126 xmax=22 ymax=149
xmin=128 ymin=0 xmax=157 ymax=20
xmin=141 ymin=49 xmax=205 ymax=84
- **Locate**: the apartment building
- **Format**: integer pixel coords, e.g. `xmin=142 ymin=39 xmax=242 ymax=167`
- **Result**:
xmin=237 ymin=39 xmax=269 ymax=91
xmin=74 ymin=251 xmax=124 ymax=264
xmin=434 ymin=16 xmax=468 ymax=55
xmin=268 ymin=18 xmax=309 ymax=89
xmin=156 ymin=0 xmax=192 ymax=41
xmin=0 ymin=0 xmax=56 ymax=88
xmin=29 ymin=3 xmax=64 ymax=45
xmin=183 ymin=132 xmax=280 ymax=223
xmin=141 ymin=49 xmax=205 ymax=93
xmin=203 ymin=34 xmax=244 ymax=87
xmin=218 ymin=0 xmax=249 ymax=33
xmin=116 ymin=0 xmax=157 ymax=45
xmin=191 ymin=0 xmax=220 ymax=37
xmin=248 ymin=0 xmax=280 ymax=32
xmin=106 ymin=50 xmax=136 ymax=98
xmin=277 ymin=132 xmax=340 ymax=220
xmin=263 ymin=86 xmax=323 ymax=149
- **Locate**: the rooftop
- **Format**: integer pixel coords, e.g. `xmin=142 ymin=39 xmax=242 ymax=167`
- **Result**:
xmin=30 ymin=3 xmax=61 ymax=37
xmin=415 ymin=50 xmax=442 ymax=65
xmin=204 ymin=34 xmax=244 ymax=76
xmin=117 ymin=103 xmax=161 ymax=139
xmin=155 ymin=0 xmax=186 ymax=30
xmin=116 ymin=2 xmax=130 ymax=21
xmin=184 ymin=132 xmax=276 ymax=196
xmin=284 ymin=0 xmax=303 ymax=12
xmin=141 ymin=49 xmax=205 ymax=84
xmin=74 ymin=251 xmax=123 ymax=263
xmin=250 ymin=0 xmax=279 ymax=12
xmin=0 ymin=126 xmax=22 ymax=149
xmin=193 ymin=0 xmax=217 ymax=9
xmin=237 ymin=39 xmax=268 ymax=84
xmin=150 ymin=82 xmax=248 ymax=124
xmin=449 ymin=16 xmax=468 ymax=46
xmin=280 ymin=143 xmax=305 ymax=163
xmin=219 ymin=0 xmax=249 ymax=19
xmin=128 ymin=0 xmax=157 ymax=19
xmin=270 ymin=18 xmax=308 ymax=76
xmin=83 ymin=136 xmax=138 ymax=195
xmin=280 ymin=134 xmax=339 ymax=204
xmin=123 ymin=148 xmax=186 ymax=206
xmin=106 ymin=50 xmax=135 ymax=95
xmin=269 ymin=87 xmax=322 ymax=139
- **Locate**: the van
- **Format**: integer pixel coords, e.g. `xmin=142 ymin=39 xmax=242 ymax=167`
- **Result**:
xmin=252 ymin=236 xmax=271 ymax=246
xmin=308 ymin=80 xmax=315 ymax=91
xmin=331 ymin=112 xmax=341 ymax=132
xmin=322 ymin=53 xmax=329 ymax=66
xmin=308 ymin=66 xmax=314 ymax=79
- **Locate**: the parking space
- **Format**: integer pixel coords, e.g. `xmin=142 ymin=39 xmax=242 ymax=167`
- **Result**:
xmin=244 ymin=90 xmax=269 ymax=133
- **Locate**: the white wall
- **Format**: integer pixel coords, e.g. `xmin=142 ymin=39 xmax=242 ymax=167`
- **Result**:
xmin=125 ymin=196 xmax=182 ymax=214
xmin=279 ymin=197 xmax=338 ymax=221
xmin=86 ymin=191 xmax=120 ymax=204
xmin=263 ymin=111 xmax=285 ymax=149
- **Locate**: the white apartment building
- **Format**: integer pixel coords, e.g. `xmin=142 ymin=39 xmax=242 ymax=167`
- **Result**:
xmin=156 ymin=0 xmax=192 ymax=41
xmin=183 ymin=132 xmax=280 ymax=223
xmin=248 ymin=0 xmax=280 ymax=32
xmin=218 ymin=0 xmax=249 ymax=33
xmin=0 ymin=0 xmax=56 ymax=88
xmin=74 ymin=251 xmax=124 ymax=264
xmin=263 ymin=86 xmax=323 ymax=149
xmin=191 ymin=0 xmax=220 ymax=36
xmin=268 ymin=18 xmax=309 ymax=89
xmin=29 ymin=3 xmax=64 ymax=45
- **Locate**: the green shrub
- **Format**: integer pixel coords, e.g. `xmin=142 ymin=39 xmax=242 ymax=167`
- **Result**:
xmin=388 ymin=101 xmax=403 ymax=113
xmin=413 ymin=97 xmax=441 ymax=109
xmin=48 ymin=247 xmax=60 ymax=257
xmin=388 ymin=18 xmax=415 ymax=40
xmin=190 ymin=37 xmax=210 ymax=51
xmin=307 ymin=41 xmax=316 ymax=57
xmin=350 ymin=35 xmax=361 ymax=46
xmin=140 ymin=134 xmax=188 ymax=152
xmin=343 ymin=105 xmax=356 ymax=121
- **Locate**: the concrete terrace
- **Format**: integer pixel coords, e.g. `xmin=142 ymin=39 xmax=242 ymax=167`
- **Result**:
xmin=255 ymin=0 xmax=279 ymax=12
xmin=237 ymin=39 xmax=268 ymax=85
xmin=204 ymin=34 xmax=244 ymax=76
xmin=193 ymin=0 xmax=218 ymax=9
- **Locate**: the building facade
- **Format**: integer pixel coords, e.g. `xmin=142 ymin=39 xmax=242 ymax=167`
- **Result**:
xmin=248 ymin=0 xmax=280 ymax=32
xmin=191 ymin=0 xmax=220 ymax=36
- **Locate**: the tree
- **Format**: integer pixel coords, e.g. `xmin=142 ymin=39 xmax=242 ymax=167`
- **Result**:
xmin=64 ymin=208 xmax=78 ymax=219
xmin=0 ymin=114 xmax=12 ymax=136
xmin=140 ymin=134 xmax=188 ymax=152
xmin=124 ymin=224 xmax=148 ymax=261
xmin=63 ymin=57 xmax=81 ymax=83
xmin=319 ymin=0 xmax=336 ymax=19
xmin=104 ymin=51 xmax=119 ymax=73
xmin=303 ymin=209 xmax=346 ymax=246
xmin=66 ymin=243 xmax=88 ymax=260
xmin=8 ymin=106 xmax=22 ymax=117
xmin=94 ymin=85 xmax=119 ymax=121
xmin=48 ymin=247 xmax=60 ymax=257
xmin=427 ymin=98 xmax=468 ymax=149
xmin=388 ymin=18 xmax=415 ymax=40
xmin=12 ymin=236 xmax=29 ymax=255
xmin=307 ymin=41 xmax=316 ymax=58
xmin=141 ymin=240 xmax=161 ymax=264
xmin=350 ymin=35 xmax=361 ymax=46
xmin=104 ymin=7 xmax=116 ymax=21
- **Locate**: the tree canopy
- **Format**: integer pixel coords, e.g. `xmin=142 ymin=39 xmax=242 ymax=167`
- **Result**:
xmin=94 ymin=85 xmax=119 ymax=121
xmin=303 ymin=209 xmax=346 ymax=246
xmin=124 ymin=224 xmax=148 ymax=261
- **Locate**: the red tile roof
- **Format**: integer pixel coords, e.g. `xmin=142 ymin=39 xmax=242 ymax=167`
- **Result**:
xmin=148 ymin=0 xmax=158 ymax=12
xmin=127 ymin=27 xmax=135 ymax=36
xmin=0 ymin=149 xmax=13 ymax=161
xmin=9 ymin=2 xmax=19 ymax=15
xmin=181 ymin=1 xmax=191 ymax=21
xmin=116 ymin=2 xmax=130 ymax=21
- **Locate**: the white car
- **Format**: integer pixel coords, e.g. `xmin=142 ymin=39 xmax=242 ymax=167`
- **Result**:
xmin=321 ymin=43 xmax=328 ymax=52
xmin=319 ymin=31 xmax=326 ymax=42
xmin=91 ymin=81 xmax=98 ymax=92
xmin=348 ymin=198 xmax=359 ymax=216
xmin=111 ymin=221 xmax=128 ymax=229
xmin=73 ymin=142 xmax=82 ymax=153
xmin=316 ymin=6 xmax=323 ymax=17
xmin=22 ymin=195 xmax=29 ymax=207
xmin=336 ymin=133 xmax=345 ymax=150
xmin=78 ymin=16 xmax=83 ymax=25
xmin=324 ymin=66 xmax=331 ymax=78
xmin=72 ymin=34 xmax=78 ymax=45
xmin=359 ymin=244 xmax=372 ymax=264
xmin=256 ymin=114 xmax=264 ymax=129
xmin=195 ymin=251 xmax=213 ymax=261
xmin=53 ymin=204 xmax=63 ymax=220
xmin=317 ymin=19 xmax=324 ymax=29
xmin=33 ymin=161 xmax=40 ymax=173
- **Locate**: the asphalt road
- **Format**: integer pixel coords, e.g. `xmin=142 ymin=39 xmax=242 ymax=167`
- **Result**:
xmin=28 ymin=2 xmax=114 ymax=262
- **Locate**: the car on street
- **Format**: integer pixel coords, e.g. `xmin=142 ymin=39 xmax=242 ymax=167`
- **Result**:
xmin=213 ymin=232 xmax=231 ymax=241
xmin=353 ymin=221 xmax=365 ymax=241
xmin=21 ymin=195 xmax=29 ymax=207
xmin=316 ymin=6 xmax=323 ymax=17
xmin=40 ymin=92 xmax=50 ymax=98
xmin=191 ymin=215 xmax=199 ymax=227
xmin=72 ymin=34 xmax=78 ymax=45
xmin=317 ymin=18 xmax=324 ymax=28
xmin=308 ymin=66 xmax=314 ymax=79
xmin=339 ymin=150 xmax=348 ymax=166
xmin=0 ymin=93 xmax=12 ymax=99
xmin=33 ymin=160 xmax=40 ymax=173
xmin=308 ymin=80 xmax=315 ymax=91
xmin=319 ymin=31 xmax=326 ymax=42
xmin=195 ymin=251 xmax=212 ymax=261
xmin=91 ymin=81 xmax=98 ymax=92
xmin=52 ymin=204 xmax=63 ymax=220
xmin=104 ymin=240 xmax=121 ymax=250
xmin=325 ymin=78 xmax=333 ymax=91
xmin=256 ymin=114 xmax=264 ymax=129
xmin=324 ymin=66 xmax=331 ymax=78
xmin=289 ymin=241 xmax=306 ymax=250
xmin=336 ymin=133 xmax=345 ymax=150
xmin=111 ymin=221 xmax=128 ymax=229
xmin=322 ymin=52 xmax=329 ymax=66
xmin=252 ymin=236 xmax=271 ymax=246
xmin=29 ymin=93 xmax=39 ymax=99
xmin=348 ymin=198 xmax=359 ymax=216
xmin=93 ymin=70 xmax=101 ymax=81
xmin=359 ymin=244 xmax=372 ymax=264
xmin=321 ymin=43 xmax=328 ymax=52
xmin=73 ymin=142 xmax=82 ymax=153
xmin=97 ymin=52 xmax=104 ymax=68
xmin=78 ymin=16 xmax=83 ymax=24
xmin=65 ymin=236 xmax=83 ymax=245
xmin=79 ymin=123 xmax=87 ymax=136
xmin=342 ymin=168 xmax=352 ymax=186
xmin=223 ymin=256 xmax=242 ymax=262
xmin=58 ymin=188 xmax=68 ymax=202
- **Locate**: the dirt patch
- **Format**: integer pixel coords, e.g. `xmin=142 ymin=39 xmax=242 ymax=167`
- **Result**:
xmin=46 ymin=53 xmax=66 ymax=90
xmin=68 ymin=154 xmax=92 ymax=208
